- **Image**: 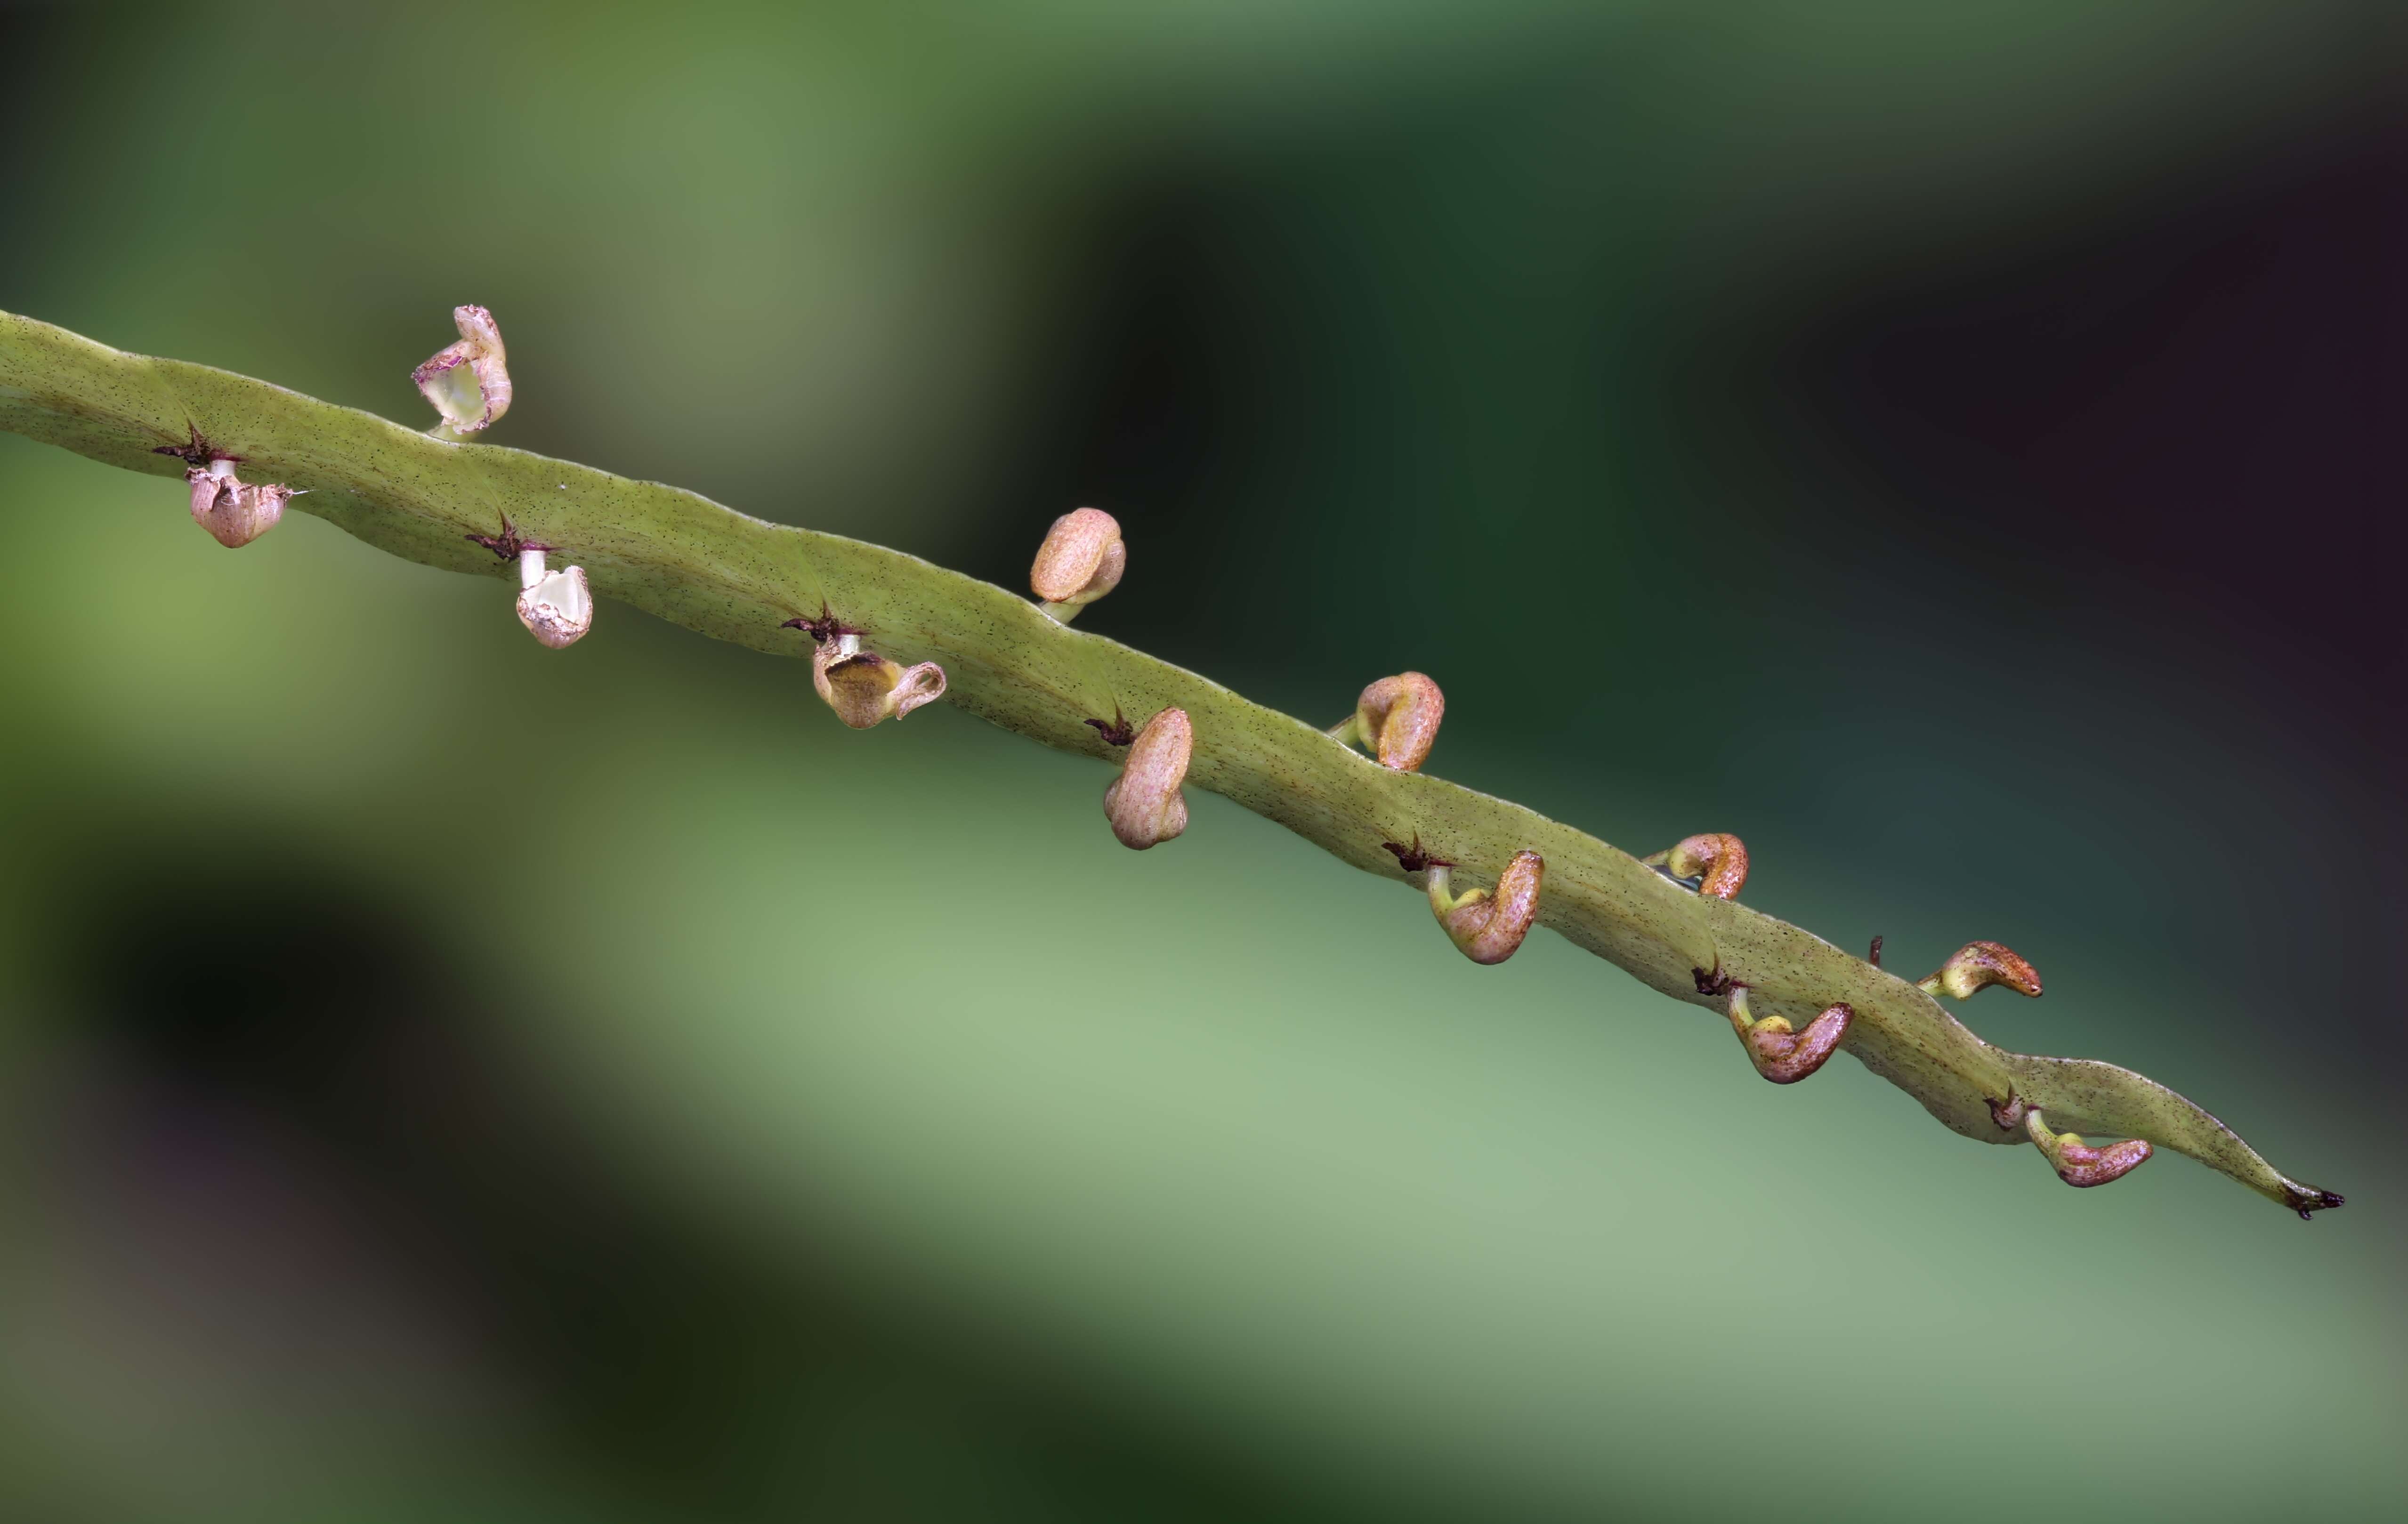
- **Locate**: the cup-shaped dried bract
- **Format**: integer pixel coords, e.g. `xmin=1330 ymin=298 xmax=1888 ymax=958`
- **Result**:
xmin=1030 ymin=508 xmax=1125 ymax=613
xmin=1426 ymin=849 xmax=1543 ymax=964
xmin=1645 ymin=832 xmax=1749 ymax=900
xmin=1103 ymin=707 xmax=1191 ymax=849
xmin=1341 ymin=671 xmax=1444 ymax=772
xmin=1726 ymin=985 xmax=1851 ymax=1084
xmin=1918 ymin=941 xmax=2043 ymax=1000
xmin=185 ymin=460 xmax=299 ymax=548
xmin=812 ymin=636 xmax=947 ymax=729
xmin=515 ymin=548 xmax=593 ymax=649
xmin=2024 ymin=1108 xmax=2152 ymax=1188
xmin=412 ymin=304 xmax=512 ymax=434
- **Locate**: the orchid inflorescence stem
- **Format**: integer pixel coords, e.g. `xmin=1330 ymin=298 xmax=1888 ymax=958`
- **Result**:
xmin=0 ymin=305 xmax=2344 ymax=1221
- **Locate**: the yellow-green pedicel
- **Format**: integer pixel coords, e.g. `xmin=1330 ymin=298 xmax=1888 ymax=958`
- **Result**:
xmin=0 ymin=308 xmax=2343 ymax=1220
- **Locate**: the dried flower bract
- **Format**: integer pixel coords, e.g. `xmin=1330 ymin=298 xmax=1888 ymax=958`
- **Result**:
xmin=412 ymin=304 xmax=512 ymax=434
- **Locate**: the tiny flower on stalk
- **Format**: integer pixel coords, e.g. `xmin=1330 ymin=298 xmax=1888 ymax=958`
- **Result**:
xmin=464 ymin=514 xmax=591 ymax=648
xmin=810 ymin=632 xmax=947 ymax=729
xmin=1103 ymin=707 xmax=1191 ymax=849
xmin=1722 ymin=983 xmax=1851 ymax=1084
xmin=1918 ymin=941 xmax=2043 ymax=1000
xmin=515 ymin=545 xmax=593 ymax=649
xmin=1030 ymin=507 xmax=1125 ymax=622
xmin=185 ymin=458 xmax=303 ymax=548
xmin=1332 ymin=671 xmax=1443 ymax=772
xmin=2023 ymin=1107 xmax=2152 ymax=1188
xmin=1425 ymin=849 xmax=1543 ymax=964
xmin=413 ymin=304 xmax=512 ymax=435
xmin=1643 ymin=832 xmax=1749 ymax=901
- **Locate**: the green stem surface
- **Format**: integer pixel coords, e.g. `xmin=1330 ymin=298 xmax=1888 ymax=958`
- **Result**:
xmin=0 ymin=310 xmax=2339 ymax=1216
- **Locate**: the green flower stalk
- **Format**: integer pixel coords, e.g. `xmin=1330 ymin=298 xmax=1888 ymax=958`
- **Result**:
xmin=0 ymin=308 xmax=2345 ymax=1219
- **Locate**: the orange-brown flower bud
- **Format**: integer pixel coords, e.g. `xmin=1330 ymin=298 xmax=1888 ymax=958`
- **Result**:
xmin=1426 ymin=849 xmax=1543 ymax=964
xmin=1030 ymin=508 xmax=1125 ymax=616
xmin=2024 ymin=1108 xmax=2152 ymax=1188
xmin=412 ymin=304 xmax=511 ymax=435
xmin=1918 ymin=941 xmax=2043 ymax=1000
xmin=1335 ymin=671 xmax=1444 ymax=772
xmin=811 ymin=634 xmax=946 ymax=729
xmin=1103 ymin=707 xmax=1191 ymax=849
xmin=1725 ymin=984 xmax=1851 ymax=1084
xmin=1644 ymin=833 xmax=1749 ymax=901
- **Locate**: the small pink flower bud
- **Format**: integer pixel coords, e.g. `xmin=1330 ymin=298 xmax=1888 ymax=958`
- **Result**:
xmin=1425 ymin=849 xmax=1543 ymax=964
xmin=1722 ymin=984 xmax=1852 ymax=1084
xmin=1918 ymin=941 xmax=2043 ymax=1000
xmin=412 ymin=304 xmax=512 ymax=434
xmin=1338 ymin=671 xmax=1444 ymax=772
xmin=2023 ymin=1108 xmax=2152 ymax=1188
xmin=514 ymin=546 xmax=593 ymax=649
xmin=1102 ymin=707 xmax=1192 ymax=849
xmin=1030 ymin=507 xmax=1126 ymax=613
xmin=184 ymin=459 xmax=301 ymax=548
xmin=1644 ymin=832 xmax=1749 ymax=901
xmin=811 ymin=634 xmax=947 ymax=729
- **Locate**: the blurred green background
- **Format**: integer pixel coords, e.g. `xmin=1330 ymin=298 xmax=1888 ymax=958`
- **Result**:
xmin=0 ymin=2 xmax=2398 ymax=1519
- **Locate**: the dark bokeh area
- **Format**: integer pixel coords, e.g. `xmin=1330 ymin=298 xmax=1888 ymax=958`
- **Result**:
xmin=0 ymin=3 xmax=2400 ymax=1520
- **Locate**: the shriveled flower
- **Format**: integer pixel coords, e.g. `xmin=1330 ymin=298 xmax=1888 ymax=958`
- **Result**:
xmin=1030 ymin=507 xmax=1125 ymax=616
xmin=1336 ymin=671 xmax=1444 ymax=771
xmin=1918 ymin=940 xmax=2043 ymax=1000
xmin=812 ymin=633 xmax=947 ymax=729
xmin=412 ymin=304 xmax=512 ymax=434
xmin=515 ymin=546 xmax=593 ymax=649
xmin=185 ymin=459 xmax=301 ymax=548
xmin=1644 ymin=832 xmax=1749 ymax=901
xmin=1426 ymin=849 xmax=1543 ymax=964
xmin=1102 ymin=707 xmax=1191 ymax=849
